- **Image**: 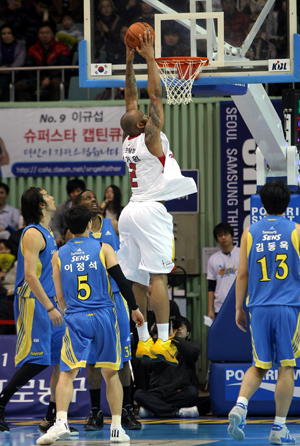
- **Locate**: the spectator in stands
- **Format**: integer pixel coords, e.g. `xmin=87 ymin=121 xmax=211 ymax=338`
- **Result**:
xmin=245 ymin=19 xmax=271 ymax=60
xmin=0 ymin=238 xmax=17 ymax=295
xmin=266 ymin=0 xmax=288 ymax=58
xmin=134 ymin=317 xmax=200 ymax=418
xmin=98 ymin=185 xmax=123 ymax=220
xmin=0 ymin=182 xmax=20 ymax=240
xmin=13 ymin=0 xmax=56 ymax=50
xmin=207 ymin=222 xmax=240 ymax=321
xmin=0 ymin=0 xmax=33 ymax=26
xmin=15 ymin=22 xmax=70 ymax=101
xmin=132 ymin=2 xmax=157 ymax=29
xmin=50 ymin=178 xmax=85 ymax=247
xmin=105 ymin=23 xmax=127 ymax=64
xmin=240 ymin=0 xmax=267 ymax=20
xmin=50 ymin=0 xmax=84 ymax=24
xmin=96 ymin=0 xmax=120 ymax=42
xmin=56 ymin=12 xmax=83 ymax=53
xmin=161 ymin=26 xmax=189 ymax=58
xmin=221 ymin=0 xmax=251 ymax=47
xmin=0 ymin=24 xmax=26 ymax=101
xmin=115 ymin=0 xmax=140 ymax=25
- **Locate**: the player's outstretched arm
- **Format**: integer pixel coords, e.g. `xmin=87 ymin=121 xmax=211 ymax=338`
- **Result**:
xmin=52 ymin=251 xmax=67 ymax=315
xmin=124 ymin=40 xmax=138 ymax=112
xmin=103 ymin=243 xmax=144 ymax=326
xmin=235 ymin=227 xmax=249 ymax=332
xmin=23 ymin=228 xmax=63 ymax=327
xmin=136 ymin=31 xmax=164 ymax=158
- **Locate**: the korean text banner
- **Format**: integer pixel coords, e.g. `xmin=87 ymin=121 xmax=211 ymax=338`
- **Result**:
xmin=0 ymin=106 xmax=126 ymax=178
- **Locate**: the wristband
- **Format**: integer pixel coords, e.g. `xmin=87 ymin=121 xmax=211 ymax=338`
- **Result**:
xmin=47 ymin=306 xmax=55 ymax=313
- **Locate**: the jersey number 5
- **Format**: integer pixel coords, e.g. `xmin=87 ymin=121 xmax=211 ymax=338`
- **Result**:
xmin=77 ymin=274 xmax=91 ymax=300
xmin=257 ymin=254 xmax=289 ymax=282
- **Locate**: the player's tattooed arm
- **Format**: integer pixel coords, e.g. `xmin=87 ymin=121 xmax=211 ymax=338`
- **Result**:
xmin=145 ymin=104 xmax=163 ymax=157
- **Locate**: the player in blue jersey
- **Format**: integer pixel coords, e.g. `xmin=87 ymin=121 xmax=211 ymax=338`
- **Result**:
xmin=0 ymin=187 xmax=65 ymax=433
xmin=36 ymin=205 xmax=144 ymax=445
xmin=73 ymin=190 xmax=142 ymax=430
xmin=228 ymin=179 xmax=300 ymax=445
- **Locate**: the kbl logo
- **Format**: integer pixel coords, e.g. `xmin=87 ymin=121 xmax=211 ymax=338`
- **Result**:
xmin=272 ymin=61 xmax=287 ymax=70
xmin=269 ymin=59 xmax=290 ymax=71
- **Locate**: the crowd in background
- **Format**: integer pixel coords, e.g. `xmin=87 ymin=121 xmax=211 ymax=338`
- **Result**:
xmin=0 ymin=0 xmax=297 ymax=100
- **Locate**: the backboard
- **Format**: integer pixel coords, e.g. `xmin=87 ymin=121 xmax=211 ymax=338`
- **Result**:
xmin=80 ymin=0 xmax=300 ymax=90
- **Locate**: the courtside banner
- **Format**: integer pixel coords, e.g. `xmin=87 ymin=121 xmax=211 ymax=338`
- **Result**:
xmin=251 ymin=194 xmax=300 ymax=224
xmin=0 ymin=335 xmax=110 ymax=418
xmin=220 ymin=100 xmax=281 ymax=245
xmin=0 ymin=106 xmax=126 ymax=178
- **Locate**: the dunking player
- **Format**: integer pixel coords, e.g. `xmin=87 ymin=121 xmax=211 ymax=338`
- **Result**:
xmin=228 ymin=180 xmax=300 ymax=444
xmin=37 ymin=205 xmax=143 ymax=445
xmin=118 ymin=31 xmax=197 ymax=364
xmin=73 ymin=190 xmax=142 ymax=430
xmin=0 ymin=188 xmax=64 ymax=433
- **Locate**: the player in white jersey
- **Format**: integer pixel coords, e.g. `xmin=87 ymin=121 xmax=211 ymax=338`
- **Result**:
xmin=118 ymin=31 xmax=197 ymax=365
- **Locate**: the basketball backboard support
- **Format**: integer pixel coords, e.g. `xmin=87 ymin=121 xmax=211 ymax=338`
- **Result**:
xmin=80 ymin=0 xmax=300 ymax=90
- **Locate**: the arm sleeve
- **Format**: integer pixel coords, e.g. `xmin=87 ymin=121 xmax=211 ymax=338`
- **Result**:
xmin=107 ymin=264 xmax=138 ymax=311
xmin=208 ymin=280 xmax=217 ymax=292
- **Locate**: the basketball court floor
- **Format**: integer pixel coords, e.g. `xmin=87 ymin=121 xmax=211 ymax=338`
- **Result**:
xmin=1 ymin=417 xmax=300 ymax=446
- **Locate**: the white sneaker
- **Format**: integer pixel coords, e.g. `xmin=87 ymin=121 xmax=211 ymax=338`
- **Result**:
xmin=110 ymin=425 xmax=130 ymax=443
xmin=178 ymin=406 xmax=199 ymax=418
xmin=269 ymin=424 xmax=295 ymax=445
xmin=228 ymin=403 xmax=247 ymax=441
xmin=36 ymin=421 xmax=70 ymax=445
xmin=139 ymin=407 xmax=154 ymax=418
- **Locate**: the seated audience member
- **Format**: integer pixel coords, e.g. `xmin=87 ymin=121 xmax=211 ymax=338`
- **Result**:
xmin=96 ymin=0 xmax=120 ymax=42
xmin=15 ymin=22 xmax=70 ymax=102
xmin=50 ymin=0 xmax=84 ymax=24
xmin=0 ymin=238 xmax=17 ymax=295
xmin=0 ymin=182 xmax=21 ymax=240
xmin=114 ymin=0 xmax=140 ymax=25
xmin=50 ymin=178 xmax=86 ymax=247
xmin=134 ymin=317 xmax=200 ymax=418
xmin=56 ymin=12 xmax=83 ymax=53
xmin=0 ymin=0 xmax=33 ymax=26
xmin=221 ymin=0 xmax=251 ymax=47
xmin=13 ymin=0 xmax=56 ymax=50
xmin=245 ymin=19 xmax=271 ymax=60
xmin=105 ymin=23 xmax=127 ymax=64
xmin=132 ymin=2 xmax=157 ymax=29
xmin=207 ymin=222 xmax=239 ymax=321
xmin=161 ymin=26 xmax=190 ymax=58
xmin=98 ymin=185 xmax=123 ymax=220
xmin=0 ymin=24 xmax=26 ymax=101
xmin=240 ymin=0 xmax=267 ymax=20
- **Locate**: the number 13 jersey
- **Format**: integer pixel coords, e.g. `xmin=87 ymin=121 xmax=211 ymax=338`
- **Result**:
xmin=247 ymin=215 xmax=300 ymax=308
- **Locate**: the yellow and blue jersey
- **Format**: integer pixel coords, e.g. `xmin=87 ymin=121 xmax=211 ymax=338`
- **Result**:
xmin=58 ymin=236 xmax=114 ymax=313
xmin=247 ymin=215 xmax=300 ymax=308
xmin=14 ymin=224 xmax=57 ymax=298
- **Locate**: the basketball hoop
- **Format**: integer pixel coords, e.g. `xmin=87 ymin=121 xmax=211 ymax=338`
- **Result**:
xmin=155 ymin=57 xmax=209 ymax=105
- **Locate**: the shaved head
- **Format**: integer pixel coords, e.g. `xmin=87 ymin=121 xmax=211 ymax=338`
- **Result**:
xmin=120 ymin=110 xmax=148 ymax=136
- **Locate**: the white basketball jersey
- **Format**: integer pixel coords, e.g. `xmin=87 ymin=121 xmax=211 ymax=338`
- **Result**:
xmin=122 ymin=132 xmax=197 ymax=202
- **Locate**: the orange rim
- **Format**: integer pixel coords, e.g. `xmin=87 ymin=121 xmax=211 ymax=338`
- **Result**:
xmin=155 ymin=56 xmax=209 ymax=68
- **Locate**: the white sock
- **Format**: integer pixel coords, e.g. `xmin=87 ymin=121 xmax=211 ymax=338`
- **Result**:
xmin=111 ymin=414 xmax=121 ymax=427
xmin=56 ymin=411 xmax=68 ymax=423
xmin=157 ymin=323 xmax=169 ymax=342
xmin=274 ymin=416 xmax=286 ymax=426
xmin=137 ymin=324 xmax=150 ymax=342
xmin=237 ymin=397 xmax=248 ymax=408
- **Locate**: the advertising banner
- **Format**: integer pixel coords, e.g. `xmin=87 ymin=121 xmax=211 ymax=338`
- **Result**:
xmin=220 ymin=100 xmax=281 ymax=245
xmin=0 ymin=106 xmax=126 ymax=178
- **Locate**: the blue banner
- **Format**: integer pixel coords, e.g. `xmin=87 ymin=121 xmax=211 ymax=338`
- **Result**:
xmin=0 ymin=335 xmax=109 ymax=418
xmin=251 ymin=194 xmax=300 ymax=224
xmin=220 ymin=100 xmax=282 ymax=245
xmin=11 ymin=161 xmax=126 ymax=178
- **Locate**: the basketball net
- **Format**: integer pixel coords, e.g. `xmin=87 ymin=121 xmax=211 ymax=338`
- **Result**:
xmin=155 ymin=57 xmax=209 ymax=105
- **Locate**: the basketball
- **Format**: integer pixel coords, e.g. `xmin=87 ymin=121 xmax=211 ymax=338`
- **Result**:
xmin=125 ymin=22 xmax=155 ymax=50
